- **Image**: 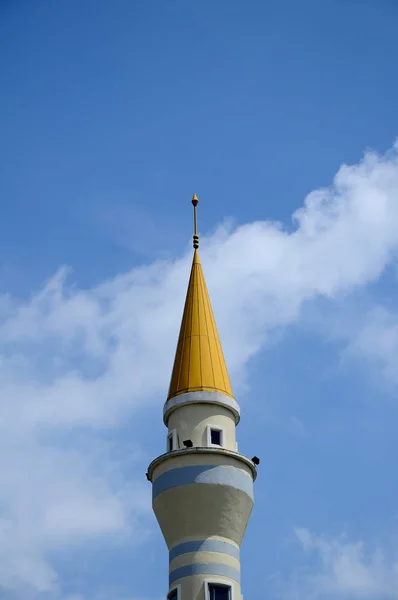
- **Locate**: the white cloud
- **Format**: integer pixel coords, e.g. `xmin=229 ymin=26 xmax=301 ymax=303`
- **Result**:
xmin=284 ymin=528 xmax=398 ymax=599
xmin=344 ymin=306 xmax=398 ymax=385
xmin=0 ymin=432 xmax=150 ymax=598
xmin=2 ymin=142 xmax=398 ymax=597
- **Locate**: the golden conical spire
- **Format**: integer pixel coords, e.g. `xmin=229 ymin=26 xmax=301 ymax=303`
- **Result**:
xmin=167 ymin=195 xmax=234 ymax=401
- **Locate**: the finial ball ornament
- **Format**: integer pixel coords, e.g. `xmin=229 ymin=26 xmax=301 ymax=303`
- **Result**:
xmin=192 ymin=193 xmax=199 ymax=207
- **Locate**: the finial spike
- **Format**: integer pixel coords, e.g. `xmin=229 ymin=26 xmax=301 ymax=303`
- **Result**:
xmin=192 ymin=194 xmax=199 ymax=249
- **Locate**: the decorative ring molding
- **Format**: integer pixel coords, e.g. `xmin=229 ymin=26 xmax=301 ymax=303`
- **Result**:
xmin=164 ymin=391 xmax=241 ymax=425
xmin=147 ymin=447 xmax=257 ymax=483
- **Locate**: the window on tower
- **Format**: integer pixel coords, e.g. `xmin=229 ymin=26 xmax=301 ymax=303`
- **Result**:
xmin=208 ymin=583 xmax=231 ymax=600
xmin=167 ymin=589 xmax=178 ymax=600
xmin=167 ymin=430 xmax=177 ymax=452
xmin=210 ymin=428 xmax=222 ymax=446
xmin=211 ymin=429 xmax=221 ymax=445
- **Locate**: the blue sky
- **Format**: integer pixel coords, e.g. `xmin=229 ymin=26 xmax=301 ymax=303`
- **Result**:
xmin=1 ymin=1 xmax=398 ymax=599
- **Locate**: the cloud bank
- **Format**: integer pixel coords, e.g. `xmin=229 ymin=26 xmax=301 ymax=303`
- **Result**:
xmin=283 ymin=528 xmax=398 ymax=599
xmin=2 ymin=142 xmax=398 ymax=597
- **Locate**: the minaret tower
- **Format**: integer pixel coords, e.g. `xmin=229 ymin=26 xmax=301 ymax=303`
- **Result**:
xmin=147 ymin=196 xmax=257 ymax=600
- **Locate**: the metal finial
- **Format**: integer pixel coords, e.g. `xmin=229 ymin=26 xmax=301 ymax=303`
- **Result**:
xmin=192 ymin=194 xmax=199 ymax=249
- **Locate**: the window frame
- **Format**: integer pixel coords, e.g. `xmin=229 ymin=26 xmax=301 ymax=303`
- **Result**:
xmin=167 ymin=583 xmax=181 ymax=600
xmin=167 ymin=429 xmax=178 ymax=452
xmin=206 ymin=424 xmax=225 ymax=448
xmin=205 ymin=580 xmax=234 ymax=600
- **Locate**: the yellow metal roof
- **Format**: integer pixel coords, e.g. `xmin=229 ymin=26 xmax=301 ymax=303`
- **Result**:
xmin=167 ymin=246 xmax=234 ymax=401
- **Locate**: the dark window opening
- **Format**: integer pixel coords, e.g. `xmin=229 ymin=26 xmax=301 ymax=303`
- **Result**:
xmin=168 ymin=434 xmax=174 ymax=452
xmin=210 ymin=429 xmax=222 ymax=446
xmin=208 ymin=583 xmax=231 ymax=600
xmin=167 ymin=590 xmax=178 ymax=600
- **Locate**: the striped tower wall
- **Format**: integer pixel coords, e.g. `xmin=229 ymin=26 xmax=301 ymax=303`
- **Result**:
xmin=148 ymin=391 xmax=256 ymax=600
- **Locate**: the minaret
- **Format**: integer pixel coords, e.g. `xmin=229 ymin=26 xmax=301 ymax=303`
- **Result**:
xmin=147 ymin=196 xmax=257 ymax=600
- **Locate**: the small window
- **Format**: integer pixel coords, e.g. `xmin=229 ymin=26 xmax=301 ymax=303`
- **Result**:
xmin=167 ymin=589 xmax=178 ymax=600
xmin=208 ymin=583 xmax=231 ymax=600
xmin=167 ymin=430 xmax=177 ymax=452
xmin=210 ymin=428 xmax=222 ymax=446
xmin=206 ymin=425 xmax=225 ymax=448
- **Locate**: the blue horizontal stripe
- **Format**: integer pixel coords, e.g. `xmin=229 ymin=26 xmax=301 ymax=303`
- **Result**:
xmin=169 ymin=562 xmax=240 ymax=585
xmin=153 ymin=465 xmax=253 ymax=500
xmin=169 ymin=540 xmax=240 ymax=562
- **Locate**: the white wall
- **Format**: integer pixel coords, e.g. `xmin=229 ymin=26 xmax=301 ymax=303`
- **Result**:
xmin=168 ymin=403 xmax=237 ymax=451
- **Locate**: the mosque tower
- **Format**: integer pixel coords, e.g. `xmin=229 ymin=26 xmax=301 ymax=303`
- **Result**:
xmin=147 ymin=196 xmax=257 ymax=600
